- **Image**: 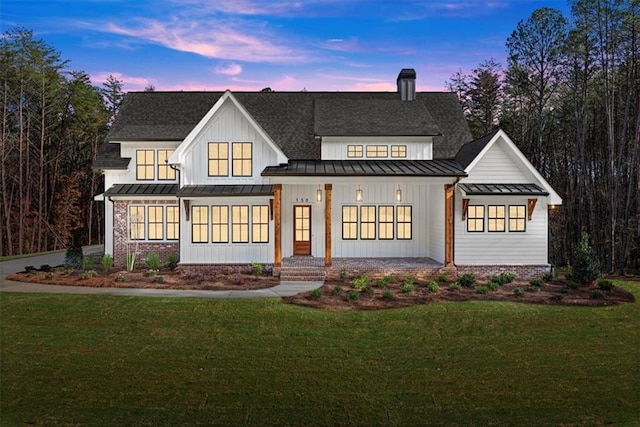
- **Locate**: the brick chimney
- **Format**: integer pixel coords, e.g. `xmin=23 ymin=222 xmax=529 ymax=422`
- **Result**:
xmin=397 ymin=68 xmax=416 ymax=101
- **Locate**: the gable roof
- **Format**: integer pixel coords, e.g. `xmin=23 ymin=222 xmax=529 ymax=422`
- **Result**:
xmin=454 ymin=128 xmax=499 ymax=168
xmin=103 ymin=90 xmax=471 ymax=162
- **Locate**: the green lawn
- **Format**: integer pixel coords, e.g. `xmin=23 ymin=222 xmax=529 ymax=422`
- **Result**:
xmin=1 ymin=282 xmax=638 ymax=426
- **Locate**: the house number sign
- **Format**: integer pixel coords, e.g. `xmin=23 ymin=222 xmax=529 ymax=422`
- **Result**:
xmin=294 ymin=198 xmax=310 ymax=203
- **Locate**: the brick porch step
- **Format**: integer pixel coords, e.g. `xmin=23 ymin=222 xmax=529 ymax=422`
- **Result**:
xmin=279 ymin=267 xmax=326 ymax=281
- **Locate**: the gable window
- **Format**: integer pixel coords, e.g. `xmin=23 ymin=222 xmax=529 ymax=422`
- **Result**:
xmin=232 ymin=205 xmax=249 ymax=242
xmin=342 ymin=206 xmax=358 ymax=240
xmin=360 ymin=206 xmax=376 ymax=240
xmin=467 ymin=205 xmax=484 ymax=232
xmin=128 ymin=206 xmax=146 ymax=240
xmin=347 ymin=145 xmax=363 ymax=158
xmin=366 ymin=145 xmax=388 ymax=158
xmin=208 ymin=142 xmax=229 ymax=177
xmin=157 ymin=150 xmax=176 ymax=180
xmin=396 ymin=206 xmax=412 ymax=239
xmin=212 ymin=206 xmax=229 ymax=243
xmin=148 ymin=206 xmax=164 ymax=240
xmin=391 ymin=145 xmax=407 ymax=158
xmin=192 ymin=206 xmax=209 ymax=243
xmin=252 ymin=205 xmax=269 ymax=243
xmin=378 ymin=206 xmax=394 ymax=239
xmin=166 ymin=206 xmax=179 ymax=240
xmin=136 ymin=150 xmax=155 ymax=180
xmin=488 ymin=205 xmax=505 ymax=232
xmin=232 ymin=142 xmax=252 ymax=177
xmin=509 ymin=205 xmax=526 ymax=232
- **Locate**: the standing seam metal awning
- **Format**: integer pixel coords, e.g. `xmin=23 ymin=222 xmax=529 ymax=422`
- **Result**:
xmin=177 ymin=185 xmax=274 ymax=197
xmin=458 ymin=183 xmax=549 ymax=196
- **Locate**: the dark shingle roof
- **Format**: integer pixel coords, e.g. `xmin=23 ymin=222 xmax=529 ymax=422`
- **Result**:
xmin=177 ymin=185 xmax=273 ymax=197
xmin=92 ymin=143 xmax=131 ymax=170
xmin=454 ymin=129 xmax=499 ymax=169
xmin=101 ymin=90 xmax=471 ymax=167
xmin=262 ymin=160 xmax=466 ymax=177
xmin=103 ymin=183 xmax=178 ymax=196
xmin=459 ymin=183 xmax=549 ymax=196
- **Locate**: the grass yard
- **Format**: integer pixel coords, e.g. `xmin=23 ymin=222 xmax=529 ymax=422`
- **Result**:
xmin=1 ymin=281 xmax=638 ymax=426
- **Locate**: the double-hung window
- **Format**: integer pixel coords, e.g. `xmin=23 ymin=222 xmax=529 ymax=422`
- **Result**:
xmin=252 ymin=206 xmax=269 ymax=243
xmin=378 ymin=206 xmax=394 ymax=239
xmin=136 ymin=150 xmax=155 ymax=180
xmin=360 ymin=206 xmax=376 ymax=240
xmin=232 ymin=205 xmax=249 ymax=243
xmin=192 ymin=206 xmax=209 ymax=243
xmin=509 ymin=205 xmax=526 ymax=232
xmin=128 ymin=206 xmax=146 ymax=240
xmin=232 ymin=142 xmax=252 ymax=177
xmin=208 ymin=142 xmax=229 ymax=176
xmin=396 ymin=206 xmax=412 ymax=239
xmin=211 ymin=206 xmax=229 ymax=243
xmin=467 ymin=206 xmax=484 ymax=232
xmin=342 ymin=206 xmax=358 ymax=240
xmin=488 ymin=205 xmax=505 ymax=232
xmin=157 ymin=150 xmax=175 ymax=180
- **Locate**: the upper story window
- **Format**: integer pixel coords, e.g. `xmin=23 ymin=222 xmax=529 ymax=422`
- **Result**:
xmin=347 ymin=145 xmax=363 ymax=158
xmin=136 ymin=150 xmax=155 ymax=180
xmin=366 ymin=145 xmax=388 ymax=158
xmin=391 ymin=145 xmax=407 ymax=158
xmin=208 ymin=142 xmax=229 ymax=176
xmin=157 ymin=150 xmax=176 ymax=180
xmin=232 ymin=142 xmax=252 ymax=177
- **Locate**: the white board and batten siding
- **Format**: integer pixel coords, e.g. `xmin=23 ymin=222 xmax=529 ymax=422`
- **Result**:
xmin=320 ymin=136 xmax=433 ymax=160
xmin=181 ymin=99 xmax=279 ymax=186
xmin=117 ymin=141 xmax=181 ymax=183
xmin=455 ymin=138 xmax=551 ymax=265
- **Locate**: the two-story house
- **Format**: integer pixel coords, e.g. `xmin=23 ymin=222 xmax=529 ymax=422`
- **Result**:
xmin=93 ymin=69 xmax=562 ymax=278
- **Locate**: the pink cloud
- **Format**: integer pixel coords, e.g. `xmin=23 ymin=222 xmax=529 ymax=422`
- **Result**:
xmin=215 ymin=63 xmax=243 ymax=76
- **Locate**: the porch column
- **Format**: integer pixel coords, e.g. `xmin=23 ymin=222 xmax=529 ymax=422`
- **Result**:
xmin=274 ymin=184 xmax=282 ymax=267
xmin=444 ymin=184 xmax=454 ymax=267
xmin=324 ymin=184 xmax=332 ymax=266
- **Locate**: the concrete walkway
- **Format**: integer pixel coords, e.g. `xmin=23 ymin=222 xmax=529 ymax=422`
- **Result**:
xmin=0 ymin=246 xmax=322 ymax=298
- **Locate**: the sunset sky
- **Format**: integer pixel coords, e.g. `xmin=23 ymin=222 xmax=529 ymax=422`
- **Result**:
xmin=2 ymin=0 xmax=572 ymax=92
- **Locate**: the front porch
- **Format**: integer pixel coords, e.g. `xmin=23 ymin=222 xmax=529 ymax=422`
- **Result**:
xmin=279 ymin=256 xmax=445 ymax=281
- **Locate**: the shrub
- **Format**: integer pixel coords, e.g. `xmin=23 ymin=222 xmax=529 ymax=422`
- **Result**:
xmin=458 ymin=273 xmax=476 ymax=287
xmin=39 ymin=264 xmax=52 ymax=272
xmin=374 ymin=278 xmax=388 ymax=288
xmin=332 ymin=285 xmax=343 ymax=295
xmin=404 ymin=275 xmax=417 ymax=287
xmin=351 ymin=275 xmax=370 ymax=290
xmin=541 ymin=271 xmax=553 ymax=282
xmin=591 ymin=289 xmax=605 ymax=299
xmin=124 ymin=253 xmax=136 ymax=272
xmin=64 ymin=246 xmax=83 ymax=269
xmin=251 ymin=262 xmax=263 ymax=278
xmin=144 ymin=269 xmax=158 ymax=277
xmin=550 ymin=294 xmax=565 ymax=301
xmin=597 ymin=279 xmax=614 ymax=291
xmin=449 ymin=282 xmax=461 ymax=291
xmin=526 ymin=285 xmax=540 ymax=293
xmin=152 ymin=275 xmax=165 ymax=284
xmin=82 ymin=254 xmax=96 ymax=271
xmin=571 ymin=232 xmax=601 ymax=285
xmin=164 ymin=253 xmax=179 ymax=269
xmin=339 ymin=258 xmax=347 ymax=280
xmin=513 ymin=288 xmax=525 ymax=297
xmin=115 ymin=273 xmax=125 ymax=283
xmin=24 ymin=265 xmax=37 ymax=274
xmin=44 ymin=272 xmax=54 ymax=280
xmin=426 ymin=280 xmax=440 ymax=293
xmin=437 ymin=272 xmax=449 ymax=284
xmin=475 ymin=285 xmax=488 ymax=294
xmin=567 ymin=281 xmax=580 ymax=290
xmin=347 ymin=290 xmax=360 ymax=301
xmin=362 ymin=284 xmax=374 ymax=295
xmin=529 ymin=278 xmax=544 ymax=288
xmin=101 ymin=254 xmax=114 ymax=271
xmin=494 ymin=272 xmax=516 ymax=285
xmin=309 ymin=288 xmax=322 ymax=299
xmin=487 ymin=281 xmax=500 ymax=291
xmin=80 ymin=269 xmax=98 ymax=279
xmin=381 ymin=290 xmax=395 ymax=300
xmin=401 ymin=282 xmax=415 ymax=293
xmin=145 ymin=252 xmax=161 ymax=270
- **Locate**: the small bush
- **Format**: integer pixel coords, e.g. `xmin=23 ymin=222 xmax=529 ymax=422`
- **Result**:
xmin=309 ymin=288 xmax=322 ymax=299
xmin=39 ymin=264 xmax=52 ymax=272
xmin=403 ymin=275 xmax=417 ymax=287
xmin=571 ymin=232 xmax=601 ymax=285
xmin=152 ymin=275 xmax=165 ymax=284
xmin=597 ymin=279 xmax=614 ymax=291
xmin=145 ymin=252 xmax=161 ymax=270
xmin=374 ymin=278 xmax=388 ymax=288
xmin=487 ymin=281 xmax=500 ymax=291
xmin=513 ymin=288 xmax=525 ymax=297
xmin=401 ymin=282 xmax=415 ymax=293
xmin=44 ymin=272 xmax=54 ymax=280
xmin=64 ymin=246 xmax=83 ymax=269
xmin=251 ymin=262 xmax=263 ymax=278
xmin=381 ymin=290 xmax=395 ymax=300
xmin=24 ymin=265 xmax=37 ymax=274
xmin=115 ymin=273 xmax=125 ymax=283
xmin=449 ymin=282 xmax=461 ymax=291
xmin=529 ymin=278 xmax=544 ymax=288
xmin=426 ymin=280 xmax=440 ymax=293
xmin=347 ymin=290 xmax=360 ymax=301
xmin=567 ymin=281 xmax=579 ymax=290
xmin=124 ymin=253 xmax=136 ymax=272
xmin=591 ymin=289 xmax=605 ymax=299
xmin=339 ymin=258 xmax=347 ymax=280
xmin=362 ymin=284 xmax=374 ymax=295
xmin=351 ymin=275 xmax=370 ymax=290
xmin=458 ymin=273 xmax=476 ymax=287
xmin=475 ymin=285 xmax=488 ymax=294
xmin=164 ymin=253 xmax=179 ymax=269
xmin=550 ymin=294 xmax=565 ymax=301
xmin=493 ymin=272 xmax=516 ymax=285
xmin=541 ymin=272 xmax=553 ymax=282
xmin=80 ymin=269 xmax=98 ymax=279
xmin=82 ymin=254 xmax=96 ymax=271
xmin=101 ymin=254 xmax=114 ymax=271
xmin=437 ymin=272 xmax=449 ymax=284
xmin=332 ymin=285 xmax=343 ymax=295
xmin=526 ymin=285 xmax=540 ymax=293
xmin=144 ymin=269 xmax=158 ymax=277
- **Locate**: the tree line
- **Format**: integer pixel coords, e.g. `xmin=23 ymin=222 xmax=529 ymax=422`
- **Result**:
xmin=1 ymin=0 xmax=638 ymax=274
xmin=447 ymin=0 xmax=639 ymax=274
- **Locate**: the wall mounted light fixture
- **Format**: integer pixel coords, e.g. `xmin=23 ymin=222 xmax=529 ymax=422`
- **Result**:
xmin=395 ymin=186 xmax=402 ymax=202
xmin=316 ymin=186 xmax=322 ymax=202
xmin=356 ymin=186 xmax=363 ymax=202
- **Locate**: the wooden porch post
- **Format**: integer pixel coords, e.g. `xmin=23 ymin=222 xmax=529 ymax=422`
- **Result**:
xmin=274 ymin=184 xmax=282 ymax=267
xmin=444 ymin=184 xmax=454 ymax=267
xmin=324 ymin=184 xmax=332 ymax=266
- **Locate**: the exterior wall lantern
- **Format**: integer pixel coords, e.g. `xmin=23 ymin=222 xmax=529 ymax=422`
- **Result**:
xmin=355 ymin=186 xmax=363 ymax=202
xmin=316 ymin=186 xmax=322 ymax=202
xmin=395 ymin=186 xmax=402 ymax=203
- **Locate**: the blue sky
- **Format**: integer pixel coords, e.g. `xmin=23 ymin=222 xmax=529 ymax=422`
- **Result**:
xmin=1 ymin=0 xmax=572 ymax=92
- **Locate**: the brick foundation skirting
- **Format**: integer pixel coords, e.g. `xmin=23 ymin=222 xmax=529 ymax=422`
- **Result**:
xmin=177 ymin=263 xmax=274 ymax=276
xmin=455 ymin=264 xmax=551 ymax=279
